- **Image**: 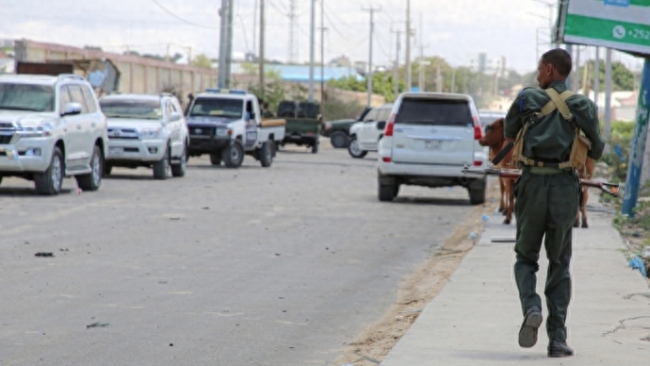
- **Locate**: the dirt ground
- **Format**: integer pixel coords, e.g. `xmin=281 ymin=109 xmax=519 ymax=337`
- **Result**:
xmin=334 ymin=182 xmax=501 ymax=366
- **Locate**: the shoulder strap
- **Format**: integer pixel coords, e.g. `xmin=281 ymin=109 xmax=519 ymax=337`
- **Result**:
xmin=543 ymin=88 xmax=574 ymax=121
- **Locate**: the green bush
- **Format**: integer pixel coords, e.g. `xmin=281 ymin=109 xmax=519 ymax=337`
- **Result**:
xmin=601 ymin=120 xmax=634 ymax=182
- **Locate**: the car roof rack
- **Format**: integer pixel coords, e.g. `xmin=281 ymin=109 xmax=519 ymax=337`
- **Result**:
xmin=58 ymin=74 xmax=86 ymax=82
xmin=205 ymin=88 xmax=247 ymax=95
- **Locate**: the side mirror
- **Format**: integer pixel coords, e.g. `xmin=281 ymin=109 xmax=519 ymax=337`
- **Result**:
xmin=244 ymin=111 xmax=251 ymax=122
xmin=376 ymin=121 xmax=386 ymax=130
xmin=170 ymin=112 xmax=182 ymax=122
xmin=62 ymin=102 xmax=82 ymax=116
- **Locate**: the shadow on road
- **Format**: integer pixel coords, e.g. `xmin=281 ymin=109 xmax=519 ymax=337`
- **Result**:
xmin=390 ymin=196 xmax=471 ymax=206
xmin=0 ymin=187 xmax=74 ymax=196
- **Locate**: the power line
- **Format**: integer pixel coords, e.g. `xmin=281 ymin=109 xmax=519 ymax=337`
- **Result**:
xmin=148 ymin=0 xmax=218 ymax=29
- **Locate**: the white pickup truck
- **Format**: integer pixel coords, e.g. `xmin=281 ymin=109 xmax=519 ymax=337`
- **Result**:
xmin=186 ymin=89 xmax=285 ymax=168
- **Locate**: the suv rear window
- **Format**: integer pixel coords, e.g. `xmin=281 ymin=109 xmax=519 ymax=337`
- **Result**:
xmin=396 ymin=98 xmax=472 ymax=126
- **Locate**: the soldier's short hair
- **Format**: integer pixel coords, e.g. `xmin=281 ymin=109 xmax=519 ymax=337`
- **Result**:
xmin=541 ymin=49 xmax=572 ymax=77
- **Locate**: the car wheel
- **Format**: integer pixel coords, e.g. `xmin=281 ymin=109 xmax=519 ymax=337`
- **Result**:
xmin=222 ymin=141 xmax=244 ymax=168
xmin=76 ymin=145 xmax=103 ymax=191
xmin=171 ymin=144 xmax=187 ymax=177
xmin=348 ymin=136 xmax=367 ymax=158
xmin=210 ymin=152 xmax=222 ymax=166
xmin=378 ymin=176 xmax=397 ymax=202
xmin=153 ymin=146 xmax=171 ymax=180
xmin=260 ymin=140 xmax=274 ymax=168
xmin=468 ymin=178 xmax=487 ymax=205
xmin=330 ymin=131 xmax=349 ymax=148
xmin=34 ymin=147 xmax=64 ymax=195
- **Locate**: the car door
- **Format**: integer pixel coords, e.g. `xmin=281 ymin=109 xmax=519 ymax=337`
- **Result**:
xmin=367 ymin=107 xmax=390 ymax=150
xmin=244 ymin=99 xmax=258 ymax=150
xmin=65 ymin=84 xmax=95 ymax=168
xmin=358 ymin=108 xmax=378 ymax=150
xmin=165 ymin=99 xmax=183 ymax=158
xmin=58 ymin=85 xmax=84 ymax=168
xmin=391 ymin=96 xmax=475 ymax=166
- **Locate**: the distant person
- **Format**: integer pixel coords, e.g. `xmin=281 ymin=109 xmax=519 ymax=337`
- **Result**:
xmin=504 ymin=48 xmax=604 ymax=357
xmin=262 ymin=102 xmax=275 ymax=118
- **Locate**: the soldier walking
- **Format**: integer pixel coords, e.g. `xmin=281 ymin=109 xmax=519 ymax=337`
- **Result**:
xmin=504 ymin=49 xmax=605 ymax=357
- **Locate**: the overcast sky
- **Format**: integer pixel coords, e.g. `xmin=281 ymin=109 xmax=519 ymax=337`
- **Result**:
xmin=0 ymin=0 xmax=643 ymax=73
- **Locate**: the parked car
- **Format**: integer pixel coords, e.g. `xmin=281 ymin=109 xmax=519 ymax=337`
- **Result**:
xmin=278 ymin=100 xmax=321 ymax=153
xmin=321 ymin=107 xmax=371 ymax=148
xmin=99 ymin=93 xmax=189 ymax=179
xmin=0 ymin=74 xmax=107 ymax=195
xmin=348 ymin=104 xmax=393 ymax=158
xmin=479 ymin=110 xmax=507 ymax=128
xmin=376 ymin=92 xmax=487 ymax=204
xmin=186 ymin=89 xmax=285 ymax=168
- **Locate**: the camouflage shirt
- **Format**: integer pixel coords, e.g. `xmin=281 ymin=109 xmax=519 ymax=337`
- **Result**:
xmin=504 ymin=81 xmax=605 ymax=163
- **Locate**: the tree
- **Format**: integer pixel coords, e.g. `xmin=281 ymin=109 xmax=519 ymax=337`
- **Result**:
xmin=580 ymin=60 xmax=636 ymax=92
xmin=191 ymin=54 xmax=213 ymax=69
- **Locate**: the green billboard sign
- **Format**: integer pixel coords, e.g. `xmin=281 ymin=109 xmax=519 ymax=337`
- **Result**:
xmin=559 ymin=0 xmax=650 ymax=56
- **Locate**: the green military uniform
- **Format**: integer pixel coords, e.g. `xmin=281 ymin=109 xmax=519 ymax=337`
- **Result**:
xmin=504 ymin=80 xmax=604 ymax=342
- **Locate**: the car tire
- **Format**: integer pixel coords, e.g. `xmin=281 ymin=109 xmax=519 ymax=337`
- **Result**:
xmin=260 ymin=140 xmax=274 ymax=168
xmin=222 ymin=141 xmax=244 ymax=168
xmin=0 ymin=176 xmax=3 ymax=186
xmin=311 ymin=140 xmax=319 ymax=154
xmin=378 ymin=176 xmax=398 ymax=202
xmin=348 ymin=136 xmax=367 ymax=158
xmin=330 ymin=131 xmax=349 ymax=148
xmin=468 ymin=178 xmax=487 ymax=205
xmin=34 ymin=147 xmax=64 ymax=195
xmin=76 ymin=145 xmax=103 ymax=191
xmin=153 ymin=146 xmax=171 ymax=180
xmin=103 ymin=163 xmax=113 ymax=177
xmin=171 ymin=144 xmax=187 ymax=177
xmin=210 ymin=152 xmax=222 ymax=166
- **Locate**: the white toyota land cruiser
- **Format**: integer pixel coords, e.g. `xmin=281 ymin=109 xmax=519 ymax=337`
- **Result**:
xmin=377 ymin=92 xmax=488 ymax=204
xmin=99 ymin=93 xmax=189 ymax=179
xmin=0 ymin=74 xmax=107 ymax=195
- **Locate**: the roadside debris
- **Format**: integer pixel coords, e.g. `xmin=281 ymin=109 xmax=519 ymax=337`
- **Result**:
xmin=468 ymin=232 xmax=478 ymax=240
xmin=628 ymin=256 xmax=648 ymax=277
xmin=86 ymin=322 xmax=109 ymax=329
xmin=34 ymin=252 xmax=54 ymax=257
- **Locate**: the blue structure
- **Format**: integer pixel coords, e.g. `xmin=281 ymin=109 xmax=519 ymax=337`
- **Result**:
xmin=265 ymin=65 xmax=363 ymax=83
xmin=622 ymin=59 xmax=650 ymax=216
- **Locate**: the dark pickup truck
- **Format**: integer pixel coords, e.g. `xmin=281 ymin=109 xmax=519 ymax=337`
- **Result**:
xmin=278 ymin=101 xmax=321 ymax=153
xmin=321 ymin=107 xmax=371 ymax=148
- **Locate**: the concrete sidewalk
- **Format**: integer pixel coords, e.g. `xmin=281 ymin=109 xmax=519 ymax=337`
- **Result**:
xmin=381 ymin=203 xmax=650 ymax=365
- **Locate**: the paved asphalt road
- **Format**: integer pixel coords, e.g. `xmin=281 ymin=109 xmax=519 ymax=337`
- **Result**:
xmin=0 ymin=144 xmax=475 ymax=366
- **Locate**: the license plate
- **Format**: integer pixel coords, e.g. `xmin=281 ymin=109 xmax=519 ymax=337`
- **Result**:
xmin=423 ymin=140 xmax=441 ymax=150
xmin=109 ymin=147 xmax=123 ymax=155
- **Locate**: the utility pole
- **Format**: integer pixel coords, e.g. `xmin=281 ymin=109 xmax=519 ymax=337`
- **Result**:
xmin=451 ymin=67 xmax=456 ymax=93
xmin=226 ymin=0 xmax=234 ymax=87
xmin=572 ymin=46 xmax=581 ymax=92
xmin=604 ymin=48 xmax=613 ymax=151
xmin=391 ymin=28 xmax=401 ymax=99
xmin=288 ymin=0 xmax=297 ymax=63
xmin=594 ymin=47 xmax=600 ymax=105
xmin=405 ymin=0 xmax=412 ymax=92
xmin=363 ymin=5 xmax=381 ymax=107
xmin=308 ymin=0 xmax=316 ymax=102
xmin=253 ymin=0 xmax=258 ymax=56
xmin=218 ymin=0 xmax=229 ymax=88
xmin=320 ymin=0 xmax=326 ymax=116
xmin=259 ymin=0 xmax=265 ymax=99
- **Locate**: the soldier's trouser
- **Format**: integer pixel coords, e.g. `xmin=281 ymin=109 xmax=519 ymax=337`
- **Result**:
xmin=513 ymin=168 xmax=579 ymax=342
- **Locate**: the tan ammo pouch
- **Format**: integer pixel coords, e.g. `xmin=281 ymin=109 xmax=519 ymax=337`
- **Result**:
xmin=544 ymin=88 xmax=592 ymax=170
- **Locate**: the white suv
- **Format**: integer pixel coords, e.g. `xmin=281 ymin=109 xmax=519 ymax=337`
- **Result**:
xmin=377 ymin=93 xmax=487 ymax=204
xmin=348 ymin=103 xmax=393 ymax=158
xmin=99 ymin=94 xmax=189 ymax=179
xmin=0 ymin=74 xmax=107 ymax=195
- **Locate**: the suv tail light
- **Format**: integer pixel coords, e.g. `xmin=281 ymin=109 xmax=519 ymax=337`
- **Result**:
xmin=473 ymin=116 xmax=483 ymax=140
xmin=384 ymin=113 xmax=396 ymax=137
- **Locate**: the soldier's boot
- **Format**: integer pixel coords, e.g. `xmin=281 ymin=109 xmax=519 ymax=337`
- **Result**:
xmin=548 ymin=340 xmax=574 ymax=357
xmin=518 ymin=306 xmax=543 ymax=348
